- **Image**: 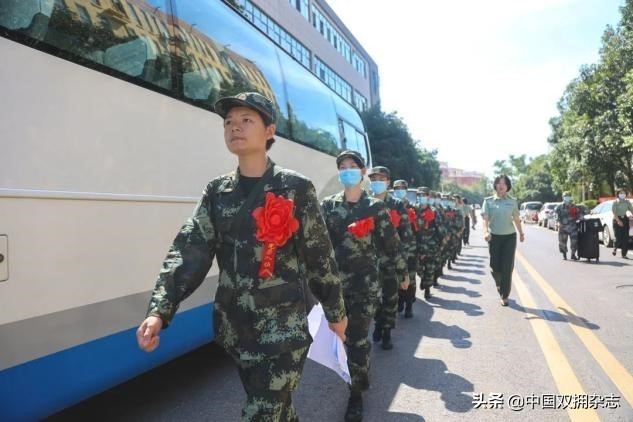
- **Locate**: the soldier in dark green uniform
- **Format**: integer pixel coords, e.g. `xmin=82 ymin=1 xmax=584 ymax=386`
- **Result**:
xmin=611 ymin=188 xmax=633 ymax=258
xmin=482 ymin=175 xmax=525 ymax=306
xmin=321 ymin=152 xmax=406 ymax=422
xmin=368 ymin=168 xmax=414 ymax=345
xmin=136 ymin=92 xmax=347 ymax=422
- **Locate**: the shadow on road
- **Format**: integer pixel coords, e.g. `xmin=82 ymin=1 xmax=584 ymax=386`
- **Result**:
xmin=450 ymin=267 xmax=486 ymax=275
xmin=435 ymin=284 xmax=482 ymax=298
xmin=453 ymin=261 xmax=485 ymax=268
xmin=440 ymin=274 xmax=481 ymax=285
xmin=508 ymin=300 xmax=600 ymax=330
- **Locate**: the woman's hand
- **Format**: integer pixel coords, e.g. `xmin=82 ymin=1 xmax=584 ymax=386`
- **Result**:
xmin=519 ymin=232 xmax=525 ymax=242
xmin=484 ymin=231 xmax=491 ymax=242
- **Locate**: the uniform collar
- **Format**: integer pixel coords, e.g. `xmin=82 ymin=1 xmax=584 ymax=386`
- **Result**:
xmin=216 ymin=158 xmax=285 ymax=194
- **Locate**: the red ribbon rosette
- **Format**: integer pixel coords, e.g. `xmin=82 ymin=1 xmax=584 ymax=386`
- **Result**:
xmin=570 ymin=206 xmax=578 ymax=219
xmin=252 ymin=192 xmax=300 ymax=279
xmin=389 ymin=209 xmax=401 ymax=228
xmin=422 ymin=208 xmax=436 ymax=229
xmin=347 ymin=216 xmax=375 ymax=238
xmin=407 ymin=208 xmax=419 ymax=232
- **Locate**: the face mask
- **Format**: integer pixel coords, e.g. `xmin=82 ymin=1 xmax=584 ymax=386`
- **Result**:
xmin=418 ymin=196 xmax=429 ymax=206
xmin=563 ymin=196 xmax=572 ymax=203
xmin=370 ymin=181 xmax=388 ymax=195
xmin=441 ymin=200 xmax=449 ymax=207
xmin=338 ymin=168 xmax=362 ymax=187
xmin=619 ymin=193 xmax=626 ymax=200
xmin=393 ymin=189 xmax=407 ymax=200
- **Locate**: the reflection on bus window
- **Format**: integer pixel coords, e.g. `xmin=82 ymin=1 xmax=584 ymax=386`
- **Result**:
xmin=341 ymin=120 xmax=368 ymax=163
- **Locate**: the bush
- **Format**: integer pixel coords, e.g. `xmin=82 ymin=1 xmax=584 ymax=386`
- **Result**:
xmin=582 ymin=199 xmax=598 ymax=210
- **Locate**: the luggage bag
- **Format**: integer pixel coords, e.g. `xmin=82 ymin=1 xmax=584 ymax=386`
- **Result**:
xmin=577 ymin=218 xmax=602 ymax=262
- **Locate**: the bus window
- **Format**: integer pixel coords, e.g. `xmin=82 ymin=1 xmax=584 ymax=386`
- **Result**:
xmin=340 ymin=120 xmax=369 ymax=164
xmin=0 ymin=0 xmax=172 ymax=89
xmin=173 ymin=0 xmax=290 ymax=137
xmin=276 ymin=51 xmax=342 ymax=156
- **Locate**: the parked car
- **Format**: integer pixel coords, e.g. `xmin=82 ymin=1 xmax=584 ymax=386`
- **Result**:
xmin=537 ymin=202 xmax=558 ymax=227
xmin=520 ymin=201 xmax=543 ymax=223
xmin=586 ymin=199 xmax=633 ymax=246
xmin=546 ymin=202 xmax=563 ymax=230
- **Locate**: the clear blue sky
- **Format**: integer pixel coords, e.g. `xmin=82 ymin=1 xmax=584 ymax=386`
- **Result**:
xmin=327 ymin=0 xmax=624 ymax=176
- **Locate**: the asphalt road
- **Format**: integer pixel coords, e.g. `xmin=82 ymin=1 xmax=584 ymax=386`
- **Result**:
xmin=48 ymin=222 xmax=633 ymax=421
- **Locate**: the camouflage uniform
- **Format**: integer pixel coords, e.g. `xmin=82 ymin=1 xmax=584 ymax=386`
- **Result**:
xmin=373 ymin=193 xmax=415 ymax=330
xmin=321 ymin=190 xmax=405 ymax=393
xmin=555 ymin=196 xmax=584 ymax=259
xmin=146 ymin=159 xmax=345 ymax=421
xmin=415 ymin=189 xmax=443 ymax=299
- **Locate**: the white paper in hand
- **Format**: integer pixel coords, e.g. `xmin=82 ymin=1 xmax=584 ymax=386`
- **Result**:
xmin=306 ymin=303 xmax=351 ymax=384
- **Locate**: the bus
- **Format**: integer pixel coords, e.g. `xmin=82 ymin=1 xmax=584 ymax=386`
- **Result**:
xmin=0 ymin=0 xmax=371 ymax=419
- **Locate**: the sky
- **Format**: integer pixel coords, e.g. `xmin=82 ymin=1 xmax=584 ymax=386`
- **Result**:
xmin=326 ymin=0 xmax=624 ymax=176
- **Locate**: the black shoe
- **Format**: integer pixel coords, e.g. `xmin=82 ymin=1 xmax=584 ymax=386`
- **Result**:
xmin=447 ymin=262 xmax=452 ymax=269
xmin=433 ymin=279 xmax=439 ymax=287
xmin=345 ymin=392 xmax=363 ymax=422
xmin=571 ymin=253 xmax=578 ymax=260
xmin=562 ymin=252 xmax=567 ymax=260
xmin=397 ymin=299 xmax=404 ymax=313
xmin=612 ymin=249 xmax=617 ymax=256
xmin=372 ymin=324 xmax=382 ymax=342
xmin=404 ymin=303 xmax=413 ymax=318
xmin=424 ymin=287 xmax=431 ymax=300
xmin=438 ymin=268 xmax=444 ymax=276
xmin=381 ymin=329 xmax=393 ymax=350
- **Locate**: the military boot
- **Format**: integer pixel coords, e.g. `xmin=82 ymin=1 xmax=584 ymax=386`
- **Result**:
xmin=381 ymin=328 xmax=393 ymax=350
xmin=397 ymin=296 xmax=405 ymax=313
xmin=372 ymin=323 xmax=382 ymax=342
xmin=447 ymin=261 xmax=452 ymax=269
xmin=345 ymin=391 xmax=363 ymax=422
xmin=562 ymin=252 xmax=567 ymax=260
xmin=571 ymin=251 xmax=578 ymax=260
xmin=404 ymin=302 xmax=413 ymax=318
xmin=424 ymin=286 xmax=431 ymax=300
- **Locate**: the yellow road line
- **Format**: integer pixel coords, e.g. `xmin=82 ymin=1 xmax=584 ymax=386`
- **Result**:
xmin=516 ymin=251 xmax=633 ymax=410
xmin=513 ymin=270 xmax=600 ymax=421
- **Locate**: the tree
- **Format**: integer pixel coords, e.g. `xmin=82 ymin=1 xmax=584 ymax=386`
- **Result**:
xmin=361 ymin=105 xmax=441 ymax=189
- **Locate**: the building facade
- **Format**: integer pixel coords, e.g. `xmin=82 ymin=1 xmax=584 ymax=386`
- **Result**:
xmin=440 ymin=162 xmax=485 ymax=189
xmin=231 ymin=0 xmax=380 ymax=112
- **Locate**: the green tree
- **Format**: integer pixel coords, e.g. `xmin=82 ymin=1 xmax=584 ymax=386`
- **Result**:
xmin=361 ymin=105 xmax=441 ymax=189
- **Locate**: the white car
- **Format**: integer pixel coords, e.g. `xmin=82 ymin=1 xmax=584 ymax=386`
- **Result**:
xmin=538 ymin=202 xmax=557 ymax=227
xmin=586 ymin=199 xmax=633 ymax=246
xmin=520 ymin=201 xmax=543 ymax=223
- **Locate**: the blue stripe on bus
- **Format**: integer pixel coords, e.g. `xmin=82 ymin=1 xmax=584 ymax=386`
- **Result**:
xmin=0 ymin=303 xmax=214 ymax=422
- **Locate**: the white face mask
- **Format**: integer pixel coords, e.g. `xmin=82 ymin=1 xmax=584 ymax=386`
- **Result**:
xmin=619 ymin=193 xmax=626 ymax=200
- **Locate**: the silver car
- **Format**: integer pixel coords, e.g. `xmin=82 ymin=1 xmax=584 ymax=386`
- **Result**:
xmin=538 ymin=202 xmax=558 ymax=227
xmin=586 ymin=199 xmax=633 ymax=246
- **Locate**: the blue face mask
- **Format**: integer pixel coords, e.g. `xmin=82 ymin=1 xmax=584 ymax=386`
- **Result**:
xmin=338 ymin=168 xmax=362 ymax=187
xmin=417 ymin=196 xmax=429 ymax=206
xmin=563 ymin=196 xmax=572 ymax=203
xmin=441 ymin=200 xmax=449 ymax=208
xmin=370 ymin=181 xmax=388 ymax=195
xmin=393 ymin=189 xmax=407 ymax=200
xmin=618 ymin=193 xmax=626 ymax=200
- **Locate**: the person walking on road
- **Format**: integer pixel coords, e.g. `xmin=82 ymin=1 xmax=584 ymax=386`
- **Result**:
xmin=321 ymin=151 xmax=406 ymax=422
xmin=612 ymin=188 xmax=633 ymax=259
xmin=368 ymin=167 xmax=414 ymax=349
xmin=136 ymin=92 xmax=347 ymax=421
xmin=554 ymin=191 xmax=584 ymax=261
xmin=482 ymin=175 xmax=525 ymax=306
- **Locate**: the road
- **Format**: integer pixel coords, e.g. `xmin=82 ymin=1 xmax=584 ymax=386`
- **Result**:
xmin=48 ymin=222 xmax=633 ymax=421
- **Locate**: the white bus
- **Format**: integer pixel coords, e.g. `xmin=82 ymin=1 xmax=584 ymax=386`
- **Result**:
xmin=0 ymin=0 xmax=371 ymax=419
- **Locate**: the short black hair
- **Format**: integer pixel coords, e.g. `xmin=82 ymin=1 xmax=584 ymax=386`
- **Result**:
xmin=258 ymin=111 xmax=275 ymax=151
xmin=493 ymin=174 xmax=512 ymax=192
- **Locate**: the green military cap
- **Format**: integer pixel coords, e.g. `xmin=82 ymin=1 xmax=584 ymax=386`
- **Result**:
xmin=562 ymin=191 xmax=571 ymax=196
xmin=452 ymin=194 xmax=461 ymax=199
xmin=393 ymin=179 xmax=408 ymax=189
xmin=417 ymin=186 xmax=430 ymax=194
xmin=368 ymin=166 xmax=390 ymax=178
xmin=214 ymin=92 xmax=276 ymax=124
xmin=336 ymin=150 xmax=365 ymax=168
xmin=440 ymin=193 xmax=449 ymax=199
xmin=429 ymin=190 xmax=437 ymax=197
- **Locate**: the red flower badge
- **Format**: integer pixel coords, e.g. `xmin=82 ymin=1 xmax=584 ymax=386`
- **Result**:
xmin=252 ymin=192 xmax=300 ymax=279
xmin=422 ymin=208 xmax=436 ymax=229
xmin=569 ymin=206 xmax=578 ymax=219
xmin=389 ymin=209 xmax=401 ymax=228
xmin=407 ymin=208 xmax=419 ymax=232
xmin=347 ymin=216 xmax=375 ymax=238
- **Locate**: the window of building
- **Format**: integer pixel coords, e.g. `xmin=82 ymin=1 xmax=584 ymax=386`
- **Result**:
xmin=90 ymin=0 xmax=101 ymax=6
xmin=353 ymin=90 xmax=367 ymax=111
xmin=111 ymin=0 xmax=127 ymax=16
xmin=314 ymin=57 xmax=351 ymax=102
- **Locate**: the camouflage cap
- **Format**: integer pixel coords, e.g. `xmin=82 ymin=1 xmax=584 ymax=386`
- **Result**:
xmin=336 ymin=150 xmax=365 ymax=168
xmin=452 ymin=194 xmax=461 ymax=199
xmin=562 ymin=191 xmax=571 ymax=196
xmin=393 ymin=179 xmax=408 ymax=189
xmin=417 ymin=186 xmax=430 ymax=194
xmin=368 ymin=166 xmax=390 ymax=178
xmin=214 ymin=92 xmax=276 ymax=124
